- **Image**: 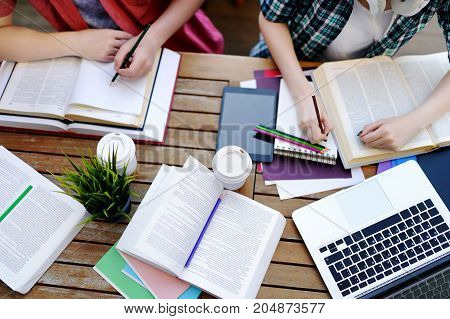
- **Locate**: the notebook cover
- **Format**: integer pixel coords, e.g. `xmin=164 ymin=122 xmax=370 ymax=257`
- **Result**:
xmin=263 ymin=155 xmax=351 ymax=181
xmin=120 ymin=252 xmax=191 ymax=299
xmin=254 ymin=69 xmax=282 ymax=79
xmin=122 ymin=265 xmax=202 ymax=299
xmin=93 ymin=245 xmax=155 ymax=299
xmin=418 ymin=148 xmax=450 ymax=209
xmin=377 ymin=161 xmax=392 ymax=174
xmin=255 ymin=76 xmax=281 ymax=92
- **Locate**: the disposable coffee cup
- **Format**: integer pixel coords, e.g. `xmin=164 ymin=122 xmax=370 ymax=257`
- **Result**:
xmin=212 ymin=146 xmax=252 ymax=191
xmin=97 ymin=133 xmax=137 ymax=176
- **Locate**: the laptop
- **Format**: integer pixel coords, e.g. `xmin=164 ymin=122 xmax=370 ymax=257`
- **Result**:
xmin=292 ymin=161 xmax=450 ymax=298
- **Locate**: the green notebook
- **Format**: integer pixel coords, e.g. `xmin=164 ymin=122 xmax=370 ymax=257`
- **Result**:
xmin=94 ymin=244 xmax=155 ymax=299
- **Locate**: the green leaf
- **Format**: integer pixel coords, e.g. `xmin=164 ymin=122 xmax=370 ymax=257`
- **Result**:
xmin=53 ymin=147 xmax=135 ymax=224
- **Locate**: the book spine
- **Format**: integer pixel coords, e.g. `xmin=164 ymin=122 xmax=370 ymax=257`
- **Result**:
xmin=274 ymin=149 xmax=337 ymax=165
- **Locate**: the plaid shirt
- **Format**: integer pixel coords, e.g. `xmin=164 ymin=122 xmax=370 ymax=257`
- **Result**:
xmin=251 ymin=0 xmax=450 ymax=62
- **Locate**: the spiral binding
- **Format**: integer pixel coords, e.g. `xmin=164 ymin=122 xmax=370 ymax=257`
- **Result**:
xmin=274 ymin=146 xmax=336 ymax=165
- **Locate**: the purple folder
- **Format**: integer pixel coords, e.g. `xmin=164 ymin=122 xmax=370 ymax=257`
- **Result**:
xmin=263 ymin=155 xmax=351 ymax=181
xmin=377 ymin=161 xmax=393 ymax=174
xmin=255 ymin=76 xmax=281 ymax=92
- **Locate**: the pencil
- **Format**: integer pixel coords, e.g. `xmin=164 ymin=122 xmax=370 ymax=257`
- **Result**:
xmin=110 ymin=24 xmax=151 ymax=85
xmin=254 ymin=125 xmax=327 ymax=153
xmin=254 ymin=127 xmax=325 ymax=154
xmin=256 ymin=125 xmax=326 ymax=150
xmin=312 ymin=95 xmax=325 ymax=134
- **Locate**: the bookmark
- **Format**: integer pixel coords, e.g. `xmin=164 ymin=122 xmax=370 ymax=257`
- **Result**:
xmin=185 ymin=195 xmax=223 ymax=268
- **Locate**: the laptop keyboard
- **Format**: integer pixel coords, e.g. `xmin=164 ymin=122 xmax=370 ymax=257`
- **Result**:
xmin=319 ymin=199 xmax=450 ymax=297
xmin=389 ymin=267 xmax=450 ymax=299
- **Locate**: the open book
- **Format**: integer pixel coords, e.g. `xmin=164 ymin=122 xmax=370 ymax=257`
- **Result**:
xmin=117 ymin=157 xmax=286 ymax=299
xmin=313 ymin=52 xmax=449 ymax=168
xmin=0 ymin=48 xmax=180 ymax=143
xmin=0 ymin=146 xmax=88 ymax=294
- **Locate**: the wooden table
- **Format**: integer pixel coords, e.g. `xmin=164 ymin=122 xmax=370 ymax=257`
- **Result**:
xmin=0 ymin=53 xmax=377 ymax=299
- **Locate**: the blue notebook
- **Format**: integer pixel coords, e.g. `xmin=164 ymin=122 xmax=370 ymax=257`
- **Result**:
xmin=418 ymin=148 xmax=450 ymax=209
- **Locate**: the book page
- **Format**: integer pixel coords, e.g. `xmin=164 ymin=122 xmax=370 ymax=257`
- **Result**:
xmin=321 ymin=58 xmax=433 ymax=158
xmin=118 ymin=157 xmax=223 ymax=277
xmin=395 ymin=52 xmax=450 ymax=145
xmin=0 ymin=57 xmax=80 ymax=118
xmin=0 ymin=146 xmax=87 ymax=293
xmin=68 ymin=59 xmax=148 ymax=115
xmin=179 ymin=191 xmax=285 ymax=298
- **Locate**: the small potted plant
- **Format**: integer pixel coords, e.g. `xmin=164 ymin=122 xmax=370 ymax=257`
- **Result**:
xmin=55 ymin=149 xmax=136 ymax=224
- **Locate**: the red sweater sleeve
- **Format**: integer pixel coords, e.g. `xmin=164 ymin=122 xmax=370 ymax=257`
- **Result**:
xmin=0 ymin=0 xmax=16 ymax=17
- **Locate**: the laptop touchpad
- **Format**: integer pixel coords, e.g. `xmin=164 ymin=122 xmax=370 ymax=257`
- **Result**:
xmin=336 ymin=180 xmax=393 ymax=229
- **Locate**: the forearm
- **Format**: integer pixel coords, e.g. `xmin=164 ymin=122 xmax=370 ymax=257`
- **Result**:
xmin=0 ymin=25 xmax=80 ymax=62
xmin=143 ymin=0 xmax=204 ymax=48
xmin=258 ymin=12 xmax=311 ymax=101
xmin=409 ymin=71 xmax=450 ymax=130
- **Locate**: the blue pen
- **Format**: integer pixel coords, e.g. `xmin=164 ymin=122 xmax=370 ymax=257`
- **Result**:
xmin=184 ymin=195 xmax=223 ymax=268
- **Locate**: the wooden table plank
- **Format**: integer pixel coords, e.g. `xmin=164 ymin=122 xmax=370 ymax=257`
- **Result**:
xmin=0 ymin=127 xmax=218 ymax=151
xmin=179 ymin=53 xmax=320 ymax=81
xmin=1 ymin=137 xmax=215 ymax=168
xmin=38 ymin=264 xmax=117 ymax=293
xmin=175 ymin=78 xmax=228 ymax=97
xmin=254 ymin=195 xmax=315 ymax=218
xmin=0 ymin=283 xmax=121 ymax=299
xmin=263 ymin=264 xmax=327 ymax=291
xmin=173 ymin=94 xmax=222 ymax=114
xmin=257 ymin=287 xmax=330 ymax=299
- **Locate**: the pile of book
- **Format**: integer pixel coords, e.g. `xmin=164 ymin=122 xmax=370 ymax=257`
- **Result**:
xmin=0 ymin=48 xmax=181 ymax=143
xmin=95 ymin=156 xmax=285 ymax=299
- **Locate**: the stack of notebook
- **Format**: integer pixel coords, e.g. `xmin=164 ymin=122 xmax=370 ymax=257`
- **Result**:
xmin=94 ymin=244 xmax=201 ymax=299
xmin=240 ymin=72 xmax=365 ymax=200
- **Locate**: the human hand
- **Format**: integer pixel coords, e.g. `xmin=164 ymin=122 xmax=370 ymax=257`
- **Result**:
xmin=296 ymin=86 xmax=333 ymax=144
xmin=114 ymin=32 xmax=159 ymax=80
xmin=359 ymin=114 xmax=421 ymax=151
xmin=74 ymin=29 xmax=133 ymax=62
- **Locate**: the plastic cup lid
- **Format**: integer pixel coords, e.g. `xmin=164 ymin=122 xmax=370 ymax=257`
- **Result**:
xmin=97 ymin=133 xmax=136 ymax=167
xmin=213 ymin=146 xmax=252 ymax=181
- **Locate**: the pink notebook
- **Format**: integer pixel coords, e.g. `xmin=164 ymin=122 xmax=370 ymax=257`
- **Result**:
xmin=120 ymin=252 xmax=190 ymax=299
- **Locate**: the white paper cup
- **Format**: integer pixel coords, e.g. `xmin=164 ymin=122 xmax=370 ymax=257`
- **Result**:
xmin=212 ymin=146 xmax=252 ymax=191
xmin=97 ymin=133 xmax=137 ymax=176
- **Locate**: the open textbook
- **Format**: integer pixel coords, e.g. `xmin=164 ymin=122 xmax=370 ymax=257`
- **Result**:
xmin=117 ymin=157 xmax=286 ymax=299
xmin=0 ymin=146 xmax=88 ymax=294
xmin=313 ymin=52 xmax=449 ymax=168
xmin=0 ymin=48 xmax=180 ymax=142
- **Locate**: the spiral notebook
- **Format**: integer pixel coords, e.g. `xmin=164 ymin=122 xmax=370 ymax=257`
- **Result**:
xmin=275 ymin=79 xmax=337 ymax=165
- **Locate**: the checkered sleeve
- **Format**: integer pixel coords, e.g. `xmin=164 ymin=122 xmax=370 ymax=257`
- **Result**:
xmin=437 ymin=0 xmax=450 ymax=61
xmin=0 ymin=0 xmax=16 ymax=17
xmin=260 ymin=0 xmax=298 ymax=23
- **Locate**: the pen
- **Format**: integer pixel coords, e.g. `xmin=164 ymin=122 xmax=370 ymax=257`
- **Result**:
xmin=110 ymin=24 xmax=151 ymax=85
xmin=312 ymin=95 xmax=325 ymax=134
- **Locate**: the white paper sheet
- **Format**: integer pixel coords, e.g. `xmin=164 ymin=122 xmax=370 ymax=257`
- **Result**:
xmin=273 ymin=167 xmax=365 ymax=200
